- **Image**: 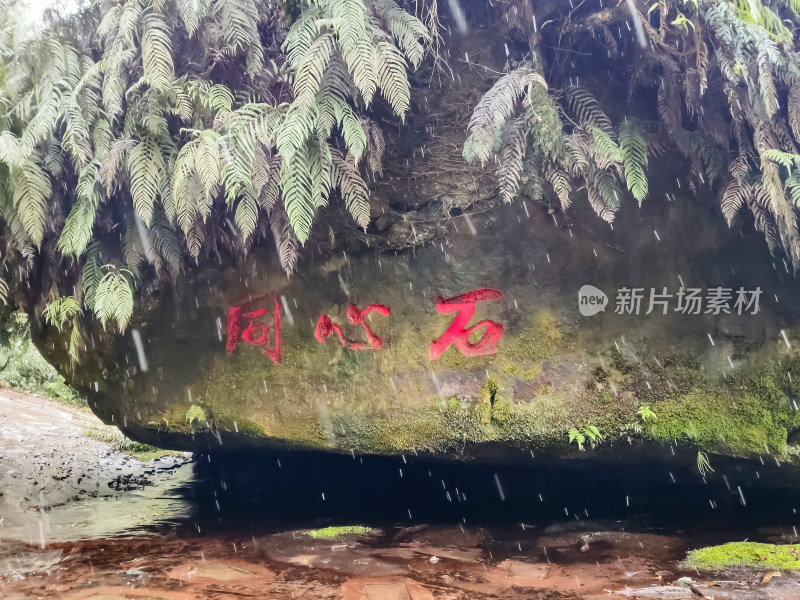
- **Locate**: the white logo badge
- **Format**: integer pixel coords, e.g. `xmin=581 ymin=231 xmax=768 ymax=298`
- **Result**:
xmin=578 ymin=285 xmax=608 ymax=316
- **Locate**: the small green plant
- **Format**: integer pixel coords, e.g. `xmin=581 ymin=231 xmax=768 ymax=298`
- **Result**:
xmin=599 ymin=391 xmax=614 ymax=405
xmin=568 ymin=428 xmax=586 ymax=450
xmin=569 ymin=425 xmax=604 ymax=451
xmin=697 ymin=451 xmax=714 ymax=476
xmin=306 ymin=525 xmax=379 ymax=539
xmin=583 ymin=425 xmax=604 ymax=448
xmin=185 ymin=404 xmax=207 ymax=425
xmin=637 ymin=405 xmax=657 ymax=423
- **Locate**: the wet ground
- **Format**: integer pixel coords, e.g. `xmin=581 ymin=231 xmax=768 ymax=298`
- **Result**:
xmin=4 ymin=393 xmax=800 ymax=598
xmin=4 ymin=521 xmax=800 ymax=599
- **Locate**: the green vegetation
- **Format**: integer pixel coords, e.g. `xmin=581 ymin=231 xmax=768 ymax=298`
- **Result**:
xmin=683 ymin=542 xmax=800 ymax=571
xmin=466 ymin=0 xmax=800 ymax=272
xmin=0 ymin=0 xmax=799 ymax=359
xmin=306 ymin=525 xmax=379 ymax=539
xmin=569 ymin=425 xmax=604 ymax=451
xmin=0 ymin=311 xmax=85 ymax=406
xmin=185 ymin=404 xmax=207 ymax=425
xmin=84 ymin=426 xmax=172 ymax=461
xmin=697 ymin=451 xmax=714 ymax=476
xmin=0 ymin=0 xmax=427 ymax=346
xmin=637 ymin=405 xmax=657 ymax=424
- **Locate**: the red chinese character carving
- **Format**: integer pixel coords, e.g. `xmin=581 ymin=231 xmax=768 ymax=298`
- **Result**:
xmin=226 ymin=294 xmax=281 ymax=364
xmin=315 ymin=303 xmax=391 ymax=350
xmin=429 ymin=288 xmax=504 ymax=361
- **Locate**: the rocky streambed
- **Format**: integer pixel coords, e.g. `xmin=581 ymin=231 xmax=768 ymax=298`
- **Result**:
xmin=0 ymin=390 xmax=193 ymax=543
xmin=3 ymin=393 xmax=800 ymax=598
xmin=4 ymin=519 xmax=800 ymax=599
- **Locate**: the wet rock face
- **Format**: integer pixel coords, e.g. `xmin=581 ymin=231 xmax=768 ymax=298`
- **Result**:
xmin=33 ymin=193 xmax=800 ymax=459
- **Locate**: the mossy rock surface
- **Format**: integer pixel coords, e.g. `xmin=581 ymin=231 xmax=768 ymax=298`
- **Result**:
xmin=306 ymin=526 xmax=380 ymax=539
xmin=33 ymin=200 xmax=800 ymax=461
xmin=683 ymin=542 xmax=800 ymax=571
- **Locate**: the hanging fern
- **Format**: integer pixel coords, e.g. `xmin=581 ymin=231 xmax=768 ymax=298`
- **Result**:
xmin=93 ymin=268 xmax=135 ymax=333
xmin=619 ymin=120 xmax=648 ymax=204
xmin=0 ymin=0 xmax=427 ymax=339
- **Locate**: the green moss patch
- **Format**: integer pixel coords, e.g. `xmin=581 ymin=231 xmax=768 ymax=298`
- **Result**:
xmin=649 ymin=388 xmax=787 ymax=454
xmin=683 ymin=542 xmax=800 ymax=571
xmin=306 ymin=526 xmax=380 ymax=539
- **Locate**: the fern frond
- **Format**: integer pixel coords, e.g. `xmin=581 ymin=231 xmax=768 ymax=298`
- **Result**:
xmin=173 ymin=139 xmax=200 ymax=233
xmin=270 ymin=211 xmax=300 ymax=276
xmin=82 ymin=242 xmax=104 ymax=310
xmin=376 ymin=40 xmax=411 ymax=119
xmin=763 ymin=148 xmax=800 ymax=170
xmin=142 ymin=11 xmax=174 ymax=92
xmin=68 ymin=320 xmax=85 ymax=367
xmin=620 ymin=119 xmax=648 ymax=203
xmin=11 ymin=159 xmax=51 ymax=248
xmin=122 ymin=211 xmax=145 ymax=271
xmin=592 ymin=167 xmax=622 ymax=212
xmin=58 ymin=161 xmax=100 ymax=257
xmin=329 ymin=0 xmax=368 ymax=55
xmin=283 ymin=7 xmax=323 ymax=70
xmin=587 ymin=180 xmax=617 ymax=224
xmin=281 ymin=142 xmax=315 ymax=243
xmin=93 ymin=268 xmax=134 ymax=333
xmin=218 ymin=0 xmax=260 ymax=53
xmin=365 ymin=120 xmax=385 ymax=175
xmin=61 ymin=100 xmax=92 ymax=170
xmin=97 ymin=5 xmax=121 ymax=43
xmin=758 ymin=51 xmax=779 ymax=118
xmin=333 ymin=97 xmax=367 ymax=163
xmin=127 ymin=137 xmax=164 ymax=226
xmin=546 ymin=168 xmax=572 ymax=210
xmin=371 ymin=0 xmax=429 ymax=70
xmin=747 ymin=183 xmax=781 ymax=252
xmin=344 ymin=38 xmax=378 ymax=106
xmin=196 ymin=131 xmax=221 ymax=202
xmin=179 ymin=0 xmax=211 ymax=36
xmin=498 ymin=119 xmax=526 ymax=203
xmin=720 ymin=179 xmax=747 ymax=225
xmin=787 ymin=173 xmax=800 ymax=207
xmin=43 ymin=296 xmax=82 ymax=332
xmin=469 ymin=67 xmax=547 ymax=137
xmin=0 ymin=131 xmax=22 ymax=167
xmin=789 ymin=86 xmax=800 ymax=143
xmin=234 ymin=189 xmax=260 ymax=243
xmin=204 ymin=83 xmax=234 ymax=112
xmin=331 ymin=147 xmax=370 ymax=230
xmin=587 ymin=124 xmax=622 ymax=167
xmin=294 ymin=33 xmax=336 ymax=108
xmin=99 ymin=139 xmax=137 ymax=195
xmin=566 ymin=86 xmax=613 ymax=133
xmin=149 ymin=210 xmax=182 ymax=276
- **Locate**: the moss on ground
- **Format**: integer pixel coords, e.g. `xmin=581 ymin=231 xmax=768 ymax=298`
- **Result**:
xmin=306 ymin=526 xmax=380 ymax=539
xmin=84 ymin=427 xmax=177 ymax=461
xmin=683 ymin=542 xmax=800 ymax=570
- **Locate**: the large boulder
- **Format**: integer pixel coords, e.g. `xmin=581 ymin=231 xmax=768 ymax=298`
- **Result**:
xmin=32 ymin=193 xmax=800 ymax=460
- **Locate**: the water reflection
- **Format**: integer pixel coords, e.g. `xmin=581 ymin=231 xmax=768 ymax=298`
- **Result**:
xmin=0 ymin=464 xmax=195 ymax=546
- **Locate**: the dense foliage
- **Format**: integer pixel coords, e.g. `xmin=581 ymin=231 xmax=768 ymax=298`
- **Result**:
xmin=0 ymin=0 xmax=426 ymax=359
xmin=467 ymin=0 xmax=800 ymax=263
xmin=1 ymin=0 xmax=800 ymax=368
